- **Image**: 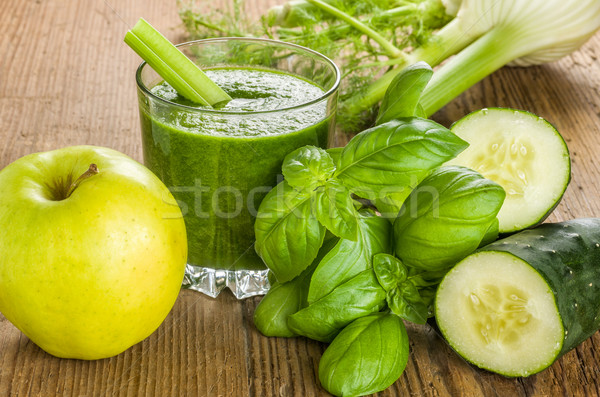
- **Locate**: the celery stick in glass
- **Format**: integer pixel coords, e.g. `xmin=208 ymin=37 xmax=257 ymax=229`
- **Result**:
xmin=124 ymin=18 xmax=231 ymax=107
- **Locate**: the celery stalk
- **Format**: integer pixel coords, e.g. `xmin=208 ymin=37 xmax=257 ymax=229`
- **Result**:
xmin=124 ymin=18 xmax=231 ymax=107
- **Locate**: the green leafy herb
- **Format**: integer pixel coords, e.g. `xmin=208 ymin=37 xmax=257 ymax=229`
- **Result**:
xmin=479 ymin=217 xmax=500 ymax=247
xmin=314 ymin=179 xmax=359 ymax=240
xmin=178 ymin=0 xmax=261 ymax=38
xmin=254 ymin=181 xmax=326 ymax=282
xmin=287 ymin=268 xmax=386 ymax=342
xmin=372 ymin=252 xmax=407 ymax=291
xmin=335 ymin=117 xmax=469 ymax=216
xmin=253 ymin=237 xmax=338 ymax=337
xmin=373 ymin=253 xmax=430 ymax=323
xmin=325 ymin=147 xmax=343 ymax=164
xmin=393 ymin=165 xmax=506 ymax=272
xmin=318 ymin=312 xmax=410 ymax=397
xmin=253 ymin=266 xmax=313 ymax=338
xmin=282 ymin=146 xmax=335 ymax=191
xmin=308 ymin=209 xmax=391 ymax=303
xmin=375 ymin=61 xmax=433 ymax=125
xmin=386 ymin=282 xmax=428 ymax=324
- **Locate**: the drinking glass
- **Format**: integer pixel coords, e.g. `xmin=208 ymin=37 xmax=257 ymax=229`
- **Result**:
xmin=136 ymin=38 xmax=339 ymax=298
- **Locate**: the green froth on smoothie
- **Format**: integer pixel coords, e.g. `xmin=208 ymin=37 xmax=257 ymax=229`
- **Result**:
xmin=150 ymin=68 xmax=327 ymax=137
xmin=140 ymin=66 xmax=333 ymax=271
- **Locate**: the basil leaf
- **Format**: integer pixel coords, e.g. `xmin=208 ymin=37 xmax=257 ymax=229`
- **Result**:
xmin=372 ymin=253 xmax=432 ymax=323
xmin=376 ymin=61 xmax=433 ymax=125
xmin=374 ymin=192 xmax=413 ymax=219
xmin=387 ymin=282 xmax=429 ymax=324
xmin=415 ymin=103 xmax=427 ymax=118
xmin=372 ymin=253 xmax=407 ymax=291
xmin=253 ymin=271 xmax=310 ymax=338
xmin=314 ymin=179 xmax=359 ymax=241
xmin=326 ymin=147 xmax=343 ymax=164
xmin=479 ymin=217 xmax=499 ymax=247
xmin=282 ymin=145 xmax=335 ymax=191
xmin=408 ymin=268 xmax=446 ymax=288
xmin=287 ymin=268 xmax=386 ymax=343
xmin=319 ymin=313 xmax=409 ymax=397
xmin=418 ymin=286 xmax=437 ymax=317
xmin=373 ymin=254 xmax=444 ymax=290
xmin=253 ymin=237 xmax=338 ymax=337
xmin=307 ymin=209 xmax=392 ymax=303
xmin=335 ymin=118 xmax=469 ymax=215
xmin=394 ymin=166 xmax=506 ymax=272
xmin=255 ymin=180 xmax=326 ymax=282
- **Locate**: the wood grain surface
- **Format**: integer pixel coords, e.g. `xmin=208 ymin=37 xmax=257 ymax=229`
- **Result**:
xmin=1 ymin=0 xmax=600 ymax=396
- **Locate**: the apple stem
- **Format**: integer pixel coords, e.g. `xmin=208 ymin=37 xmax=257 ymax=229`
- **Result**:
xmin=66 ymin=164 xmax=99 ymax=198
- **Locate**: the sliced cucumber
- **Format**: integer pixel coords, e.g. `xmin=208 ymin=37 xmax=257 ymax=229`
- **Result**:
xmin=435 ymin=219 xmax=600 ymax=377
xmin=435 ymin=252 xmax=563 ymax=376
xmin=447 ymin=108 xmax=570 ymax=233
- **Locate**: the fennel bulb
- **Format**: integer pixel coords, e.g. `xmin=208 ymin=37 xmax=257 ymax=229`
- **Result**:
xmin=177 ymin=0 xmax=600 ymax=130
xmin=343 ymin=0 xmax=600 ymax=120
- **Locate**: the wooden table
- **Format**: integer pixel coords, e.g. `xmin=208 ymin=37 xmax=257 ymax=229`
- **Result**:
xmin=1 ymin=0 xmax=600 ymax=395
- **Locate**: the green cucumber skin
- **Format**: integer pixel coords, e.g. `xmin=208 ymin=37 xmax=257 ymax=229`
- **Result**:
xmin=480 ymin=218 xmax=600 ymax=354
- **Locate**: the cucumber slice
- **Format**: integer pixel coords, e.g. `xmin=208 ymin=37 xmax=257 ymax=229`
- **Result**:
xmin=435 ymin=219 xmax=600 ymax=377
xmin=435 ymin=252 xmax=563 ymax=376
xmin=447 ymin=108 xmax=570 ymax=233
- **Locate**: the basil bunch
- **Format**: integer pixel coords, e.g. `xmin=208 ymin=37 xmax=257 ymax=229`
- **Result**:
xmin=254 ymin=117 xmax=468 ymax=283
xmin=252 ymin=62 xmax=507 ymax=397
xmin=252 ymin=117 xmax=466 ymax=395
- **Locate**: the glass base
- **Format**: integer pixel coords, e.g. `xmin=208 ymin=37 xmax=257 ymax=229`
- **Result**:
xmin=182 ymin=264 xmax=271 ymax=299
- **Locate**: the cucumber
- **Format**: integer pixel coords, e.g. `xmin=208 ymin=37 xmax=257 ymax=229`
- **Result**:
xmin=447 ymin=108 xmax=570 ymax=233
xmin=435 ymin=219 xmax=600 ymax=377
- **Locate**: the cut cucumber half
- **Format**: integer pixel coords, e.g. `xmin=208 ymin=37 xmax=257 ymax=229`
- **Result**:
xmin=435 ymin=219 xmax=600 ymax=377
xmin=435 ymin=251 xmax=563 ymax=377
xmin=447 ymin=108 xmax=570 ymax=233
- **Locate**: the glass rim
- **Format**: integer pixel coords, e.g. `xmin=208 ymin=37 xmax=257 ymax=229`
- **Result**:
xmin=135 ymin=37 xmax=341 ymax=116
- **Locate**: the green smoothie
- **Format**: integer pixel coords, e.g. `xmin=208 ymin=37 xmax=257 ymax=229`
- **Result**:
xmin=139 ymin=67 xmax=333 ymax=271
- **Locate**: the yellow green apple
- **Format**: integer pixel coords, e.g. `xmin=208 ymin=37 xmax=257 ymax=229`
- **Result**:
xmin=0 ymin=145 xmax=187 ymax=359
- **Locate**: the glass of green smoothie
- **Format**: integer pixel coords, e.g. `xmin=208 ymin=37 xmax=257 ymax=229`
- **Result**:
xmin=135 ymin=37 xmax=340 ymax=299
